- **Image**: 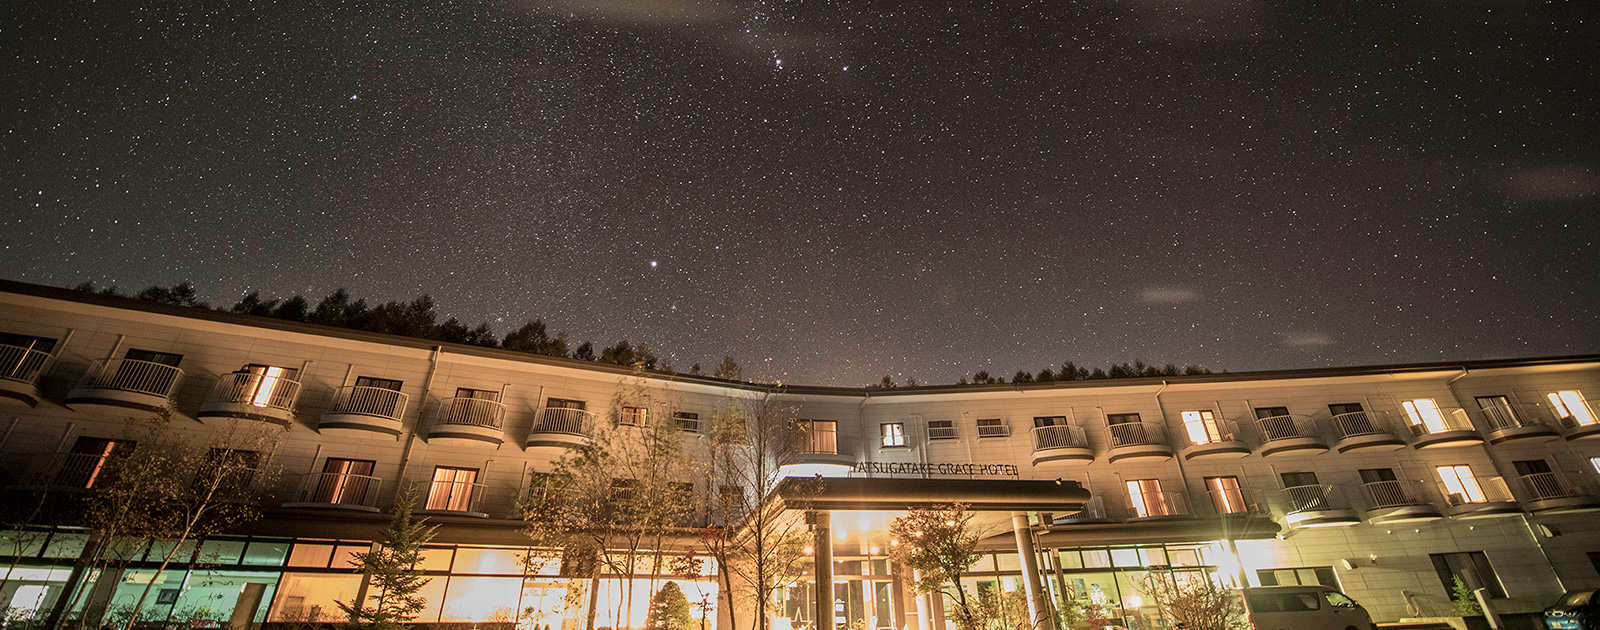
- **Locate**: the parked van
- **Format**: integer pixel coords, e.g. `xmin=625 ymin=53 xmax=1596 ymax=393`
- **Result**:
xmin=1236 ymin=585 xmax=1379 ymax=630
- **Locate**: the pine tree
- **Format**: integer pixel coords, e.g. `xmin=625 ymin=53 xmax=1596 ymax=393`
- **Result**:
xmin=339 ymin=485 xmax=438 ymax=630
xmin=644 ymin=582 xmax=694 ymax=630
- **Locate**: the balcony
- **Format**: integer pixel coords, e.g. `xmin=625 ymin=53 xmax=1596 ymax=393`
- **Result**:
xmin=318 ymin=386 xmax=408 ymax=437
xmin=1440 ymin=476 xmax=1521 ymax=519
xmin=418 ymin=478 xmax=490 ymax=518
xmin=427 ymin=397 xmax=507 ymax=446
xmin=1106 ymin=422 xmax=1173 ymax=463
xmin=1516 ymin=472 xmax=1600 ymax=514
xmin=1407 ymin=407 xmax=1485 ymax=449
xmin=781 ymin=423 xmax=854 ymax=473
xmin=66 ymin=358 xmax=183 ymax=413
xmin=1123 ymin=491 xmax=1191 ymax=521
xmin=1478 ymin=403 xmax=1559 ymax=444
xmin=1178 ymin=419 xmax=1252 ymax=460
xmin=0 ymin=344 xmax=55 ymax=406
xmin=1204 ymin=486 xmax=1265 ymax=517
xmin=283 ymin=471 xmax=384 ymax=512
xmin=1330 ymin=411 xmax=1407 ymax=453
xmin=525 ymin=406 xmax=599 ymax=449
xmin=1359 ymin=480 xmax=1444 ymax=524
xmin=196 ymin=371 xmax=302 ymax=426
xmin=1254 ymin=415 xmax=1329 ymax=457
xmin=8 ymin=452 xmax=118 ymax=491
xmin=1030 ymin=425 xmax=1093 ymax=466
xmin=1280 ymin=485 xmax=1361 ymax=528
xmin=1053 ymin=496 xmax=1111 ymax=525
xmin=1554 ymin=399 xmax=1600 ymax=441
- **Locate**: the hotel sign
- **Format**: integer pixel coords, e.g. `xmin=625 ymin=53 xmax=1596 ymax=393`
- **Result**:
xmin=851 ymin=461 xmax=1020 ymax=477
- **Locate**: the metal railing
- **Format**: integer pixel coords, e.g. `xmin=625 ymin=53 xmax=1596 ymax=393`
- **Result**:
xmin=1517 ymin=472 xmax=1588 ymax=501
xmin=327 ymin=385 xmax=408 ymax=421
xmin=79 ymin=358 xmax=183 ymax=398
xmin=1360 ymin=480 xmax=1432 ymax=509
xmin=1553 ymin=399 xmax=1600 ymax=429
xmin=1255 ymin=415 xmax=1317 ymax=442
xmin=423 ymin=479 xmax=487 ymax=513
xmin=1438 ymin=476 xmax=1514 ymax=506
xmin=1057 ymin=496 xmax=1106 ymax=523
xmin=796 ymin=423 xmax=838 ymax=454
xmin=1031 ymin=424 xmax=1089 ymax=451
xmin=1205 ymin=486 xmax=1258 ymax=515
xmin=1477 ymin=403 xmax=1544 ymax=431
xmin=1407 ymin=407 xmax=1475 ymax=436
xmin=927 ymin=424 xmax=959 ymax=440
xmin=25 ymin=452 xmax=120 ymax=490
xmin=293 ymin=472 xmax=383 ymax=508
xmin=435 ymin=397 xmax=507 ymax=429
xmin=532 ymin=407 xmax=598 ymax=437
xmin=1108 ymin=422 xmax=1166 ymax=447
xmin=209 ymin=371 xmax=301 ymax=411
xmin=1332 ymin=411 xmax=1392 ymax=438
xmin=976 ymin=421 xmax=1010 ymax=438
xmin=1127 ymin=490 xmax=1189 ymax=518
xmin=1181 ymin=417 xmax=1239 ymax=446
xmin=0 ymin=344 xmax=54 ymax=384
xmin=1280 ymin=485 xmax=1350 ymax=514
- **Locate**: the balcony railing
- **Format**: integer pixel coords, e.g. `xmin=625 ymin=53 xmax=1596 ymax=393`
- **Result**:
xmin=1517 ymin=472 xmax=1588 ymax=501
xmin=1205 ymin=486 xmax=1259 ymax=515
xmin=1407 ymin=407 xmax=1475 ymax=436
xmin=1108 ymin=422 xmax=1165 ymax=447
xmin=976 ymin=421 xmax=1010 ymax=438
xmin=1256 ymin=415 xmax=1317 ymax=442
xmin=209 ymin=371 xmax=302 ymax=412
xmin=291 ymin=472 xmax=383 ymax=508
xmin=532 ymin=407 xmax=598 ymax=437
xmin=79 ymin=358 xmax=183 ymax=398
xmin=1281 ymin=485 xmax=1351 ymax=514
xmin=1031 ymin=424 xmax=1089 ymax=451
xmin=327 ymin=385 xmax=408 ymax=421
xmin=1439 ymin=476 xmax=1514 ymax=506
xmin=0 ymin=345 xmax=54 ymax=384
xmin=1127 ymin=491 xmax=1189 ymax=518
xmin=1332 ymin=411 xmax=1391 ymax=438
xmin=1181 ymin=417 xmax=1239 ymax=446
xmin=1360 ymin=480 xmax=1432 ymax=509
xmin=435 ymin=397 xmax=507 ymax=429
xmin=796 ymin=424 xmax=838 ymax=455
xmin=17 ymin=452 xmax=120 ymax=490
xmin=423 ymin=479 xmax=487 ymax=513
xmin=1478 ymin=403 xmax=1545 ymax=432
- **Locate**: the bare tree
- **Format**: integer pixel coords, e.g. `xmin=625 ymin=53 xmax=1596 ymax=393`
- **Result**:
xmin=1137 ymin=570 xmax=1245 ymax=630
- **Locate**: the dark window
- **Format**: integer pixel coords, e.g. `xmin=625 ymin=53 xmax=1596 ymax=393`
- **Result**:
xmin=1106 ymin=413 xmax=1140 ymax=425
xmin=1256 ymin=567 xmax=1340 ymax=590
xmin=58 ymin=437 xmax=133 ymax=489
xmin=1280 ymin=472 xmax=1328 ymax=511
xmin=1513 ymin=459 xmax=1552 ymax=476
xmin=673 ymin=411 xmax=700 ymax=432
xmin=1254 ymin=406 xmax=1290 ymax=419
xmin=125 ymin=349 xmax=182 ymax=367
xmin=927 ymin=420 xmax=957 ymax=440
xmin=1033 ymin=416 xmax=1067 ymax=428
xmin=976 ymin=418 xmax=1008 ymax=437
xmin=0 ymin=333 xmax=56 ymax=354
xmin=1430 ymin=551 xmax=1504 ymax=598
xmin=1328 ymin=403 xmax=1364 ymax=415
xmin=0 ymin=333 xmax=57 ymax=380
xmin=1359 ymin=468 xmax=1398 ymax=483
xmin=546 ymin=398 xmax=585 ymax=410
xmin=1281 ymin=471 xmax=1320 ymax=488
xmin=354 ymin=376 xmax=402 ymax=390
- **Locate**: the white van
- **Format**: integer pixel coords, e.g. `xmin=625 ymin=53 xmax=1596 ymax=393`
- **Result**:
xmin=1236 ymin=585 xmax=1378 ymax=630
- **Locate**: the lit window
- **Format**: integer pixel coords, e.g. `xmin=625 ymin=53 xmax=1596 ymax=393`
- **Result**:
xmin=881 ymin=423 xmax=906 ymax=447
xmin=1181 ymin=410 xmax=1223 ymax=444
xmin=796 ymin=420 xmax=838 ymax=453
xmin=1403 ymin=399 xmax=1449 ymax=434
xmin=239 ymin=365 xmax=297 ymax=407
xmin=619 ymin=406 xmax=648 ymax=426
xmin=1205 ymin=476 xmax=1247 ymax=514
xmin=1437 ymin=465 xmax=1485 ymax=503
xmin=1548 ymin=391 xmax=1596 ymax=427
xmin=1125 ymin=479 xmax=1166 ymax=517
xmin=427 ymin=467 xmax=478 ymax=512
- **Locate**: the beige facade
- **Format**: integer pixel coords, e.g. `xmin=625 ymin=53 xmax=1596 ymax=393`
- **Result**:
xmin=2 ymin=279 xmax=1598 ymax=629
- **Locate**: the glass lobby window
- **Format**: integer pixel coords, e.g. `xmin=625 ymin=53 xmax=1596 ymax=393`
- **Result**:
xmin=1181 ymin=410 xmax=1223 ymax=443
xmin=1549 ymin=391 xmax=1596 ymax=426
xmin=1437 ymin=465 xmax=1486 ymax=502
xmin=881 ymin=422 xmax=906 ymax=447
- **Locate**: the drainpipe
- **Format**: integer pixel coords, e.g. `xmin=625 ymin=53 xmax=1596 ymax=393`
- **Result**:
xmin=395 ymin=346 xmax=443 ymax=493
xmin=1153 ymin=381 xmax=1191 ymax=494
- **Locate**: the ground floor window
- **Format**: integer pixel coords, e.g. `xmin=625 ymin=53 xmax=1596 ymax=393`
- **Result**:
xmin=1430 ymin=551 xmax=1504 ymax=598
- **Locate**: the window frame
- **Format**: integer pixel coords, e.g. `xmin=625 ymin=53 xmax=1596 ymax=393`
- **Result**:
xmin=880 ymin=422 xmax=906 ymax=448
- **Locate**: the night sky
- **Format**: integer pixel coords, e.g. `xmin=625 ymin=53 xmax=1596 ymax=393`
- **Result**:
xmin=4 ymin=1 xmax=1598 ymax=386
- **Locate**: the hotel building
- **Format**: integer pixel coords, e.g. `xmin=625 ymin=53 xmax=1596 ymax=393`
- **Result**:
xmin=1 ymin=279 xmax=1598 ymax=629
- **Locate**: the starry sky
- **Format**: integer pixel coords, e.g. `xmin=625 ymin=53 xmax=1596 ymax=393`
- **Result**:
xmin=4 ymin=1 xmax=1598 ymax=386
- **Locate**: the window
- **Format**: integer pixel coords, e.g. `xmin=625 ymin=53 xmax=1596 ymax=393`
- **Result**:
xmin=927 ymin=420 xmax=957 ymax=440
xmin=1475 ymin=395 xmax=1519 ymax=428
xmin=1437 ymin=465 xmax=1486 ymax=503
xmin=1254 ymin=406 xmax=1297 ymax=440
xmin=232 ymin=365 xmax=299 ymax=407
xmin=447 ymin=387 xmax=500 ymax=426
xmin=125 ymin=349 xmax=182 ymax=367
xmin=1548 ymin=391 xmax=1596 ymax=427
xmin=109 ymin=349 xmax=182 ymax=392
xmin=1181 ymin=410 xmax=1224 ymax=444
xmin=547 ymin=398 xmax=585 ymax=409
xmin=1402 ymin=399 xmax=1449 ymax=434
xmin=1257 ymin=567 xmax=1340 ymax=590
xmin=1513 ymin=460 xmax=1562 ymax=499
xmin=1254 ymin=406 xmax=1289 ymax=419
xmin=1106 ymin=413 xmax=1140 ymax=425
xmin=312 ymin=459 xmax=376 ymax=505
xmin=1205 ymin=476 xmax=1248 ymax=514
xmin=619 ymin=406 xmax=649 ymax=426
xmin=1106 ymin=413 xmax=1149 ymax=446
xmin=795 ymin=420 xmax=838 ymax=454
xmin=0 ymin=332 xmax=57 ymax=381
xmin=1033 ymin=416 xmax=1067 ymax=428
xmin=1430 ymin=551 xmax=1503 ymax=598
xmin=1280 ymin=471 xmax=1329 ymax=511
xmin=976 ymin=418 xmax=1009 ymax=437
xmin=426 ymin=467 xmax=478 ymax=511
xmin=1125 ymin=479 xmax=1171 ymax=517
xmin=57 ymin=437 xmax=132 ymax=489
xmin=673 ymin=411 xmax=700 ymax=432
xmin=1328 ymin=402 xmax=1374 ymax=433
xmin=355 ymin=376 xmax=402 ymax=391
xmin=1359 ymin=468 xmax=1397 ymax=483
xmin=880 ymin=423 xmax=906 ymax=447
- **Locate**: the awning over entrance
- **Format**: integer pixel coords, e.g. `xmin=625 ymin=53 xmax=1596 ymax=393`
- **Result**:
xmin=773 ymin=476 xmax=1092 ymax=512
